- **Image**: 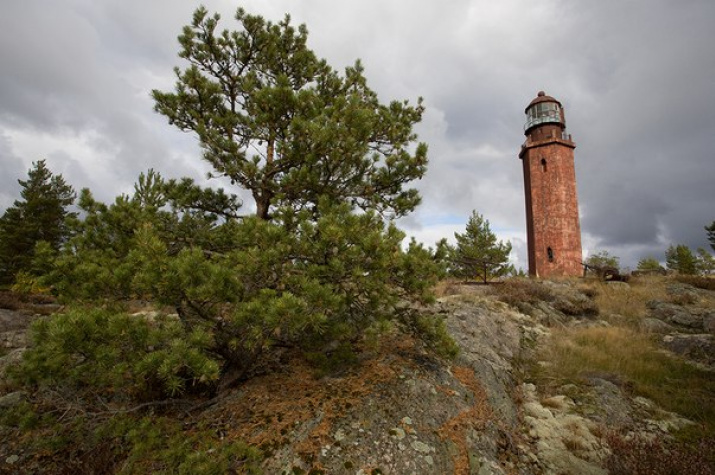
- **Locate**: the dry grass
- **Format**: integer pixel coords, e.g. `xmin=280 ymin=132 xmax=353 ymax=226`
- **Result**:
xmin=539 ymin=326 xmax=715 ymax=431
xmin=494 ymin=278 xmax=555 ymax=306
xmin=433 ymin=278 xmax=467 ymax=298
xmin=589 ymin=276 xmax=668 ymax=322
xmin=676 ymin=275 xmax=715 ymax=291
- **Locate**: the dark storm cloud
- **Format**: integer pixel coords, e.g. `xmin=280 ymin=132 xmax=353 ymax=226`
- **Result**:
xmin=561 ymin=0 xmax=715 ymax=264
xmin=0 ymin=0 xmax=713 ymax=269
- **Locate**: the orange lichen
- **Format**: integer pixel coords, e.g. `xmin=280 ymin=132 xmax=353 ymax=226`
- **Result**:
xmin=437 ymin=366 xmax=494 ymax=475
xmin=203 ymin=333 xmax=421 ymax=471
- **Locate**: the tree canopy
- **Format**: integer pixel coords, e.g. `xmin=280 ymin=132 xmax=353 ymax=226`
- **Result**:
xmin=636 ymin=256 xmax=663 ymax=272
xmin=0 ymin=160 xmax=75 ymax=285
xmin=585 ymin=250 xmax=620 ymax=270
xmin=696 ymin=247 xmax=715 ymax=275
xmin=46 ymin=170 xmax=447 ymax=383
xmin=665 ymin=244 xmax=698 ymax=275
xmin=706 ymin=221 xmax=715 ymax=252
xmin=152 ymin=6 xmax=427 ymax=220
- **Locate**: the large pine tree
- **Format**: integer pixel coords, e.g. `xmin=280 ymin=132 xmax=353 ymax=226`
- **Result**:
xmin=0 ymin=160 xmax=75 ymax=284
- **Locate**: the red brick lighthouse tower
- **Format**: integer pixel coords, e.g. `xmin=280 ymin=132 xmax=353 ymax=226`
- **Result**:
xmin=519 ymin=91 xmax=582 ymax=277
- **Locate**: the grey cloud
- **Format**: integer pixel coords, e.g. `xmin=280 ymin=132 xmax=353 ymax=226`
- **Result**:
xmin=0 ymin=134 xmax=24 ymax=210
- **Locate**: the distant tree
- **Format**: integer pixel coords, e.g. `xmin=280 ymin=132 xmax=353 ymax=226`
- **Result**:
xmin=432 ymin=238 xmax=452 ymax=277
xmin=706 ymin=221 xmax=715 ymax=252
xmin=449 ymin=211 xmax=513 ymax=283
xmin=152 ymin=6 xmax=427 ymax=221
xmin=585 ymin=250 xmax=620 ymax=270
xmin=696 ymin=248 xmax=715 ymax=275
xmin=665 ymin=244 xmax=699 ymax=275
xmin=636 ymin=256 xmax=664 ymax=272
xmin=0 ymin=160 xmax=75 ymax=285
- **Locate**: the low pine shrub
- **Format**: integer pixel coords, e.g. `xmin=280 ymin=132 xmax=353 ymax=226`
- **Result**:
xmin=10 ymin=307 xmax=221 ymax=401
xmin=115 ymin=416 xmax=263 ymax=475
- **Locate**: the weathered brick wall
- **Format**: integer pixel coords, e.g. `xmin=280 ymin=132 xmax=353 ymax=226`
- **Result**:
xmin=520 ymin=135 xmax=583 ymax=277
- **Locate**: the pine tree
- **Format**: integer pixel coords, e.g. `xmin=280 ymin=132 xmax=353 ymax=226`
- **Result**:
xmin=586 ymin=250 xmax=620 ymax=270
xmin=0 ymin=160 xmax=75 ymax=284
xmin=696 ymin=248 xmax=715 ymax=275
xmin=636 ymin=256 xmax=663 ymax=272
xmin=665 ymin=244 xmax=698 ymax=275
xmin=706 ymin=221 xmax=715 ymax=252
xmin=45 ymin=6 xmax=452 ymax=386
xmin=450 ymin=211 xmax=512 ymax=283
xmin=152 ymin=6 xmax=427 ymax=221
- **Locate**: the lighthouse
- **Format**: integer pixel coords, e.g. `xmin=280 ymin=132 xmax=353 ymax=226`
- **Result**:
xmin=519 ymin=91 xmax=582 ymax=277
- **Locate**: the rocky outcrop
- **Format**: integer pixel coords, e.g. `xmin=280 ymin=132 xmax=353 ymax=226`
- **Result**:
xmin=646 ymin=300 xmax=710 ymax=330
xmin=199 ymin=289 xmax=699 ymax=474
xmin=520 ymin=383 xmax=607 ymax=475
xmin=2 ymin=281 xmax=710 ymax=474
xmin=662 ymin=334 xmax=715 ymax=366
xmin=202 ymin=295 xmax=534 ymax=475
xmin=644 ymin=283 xmax=715 ymax=367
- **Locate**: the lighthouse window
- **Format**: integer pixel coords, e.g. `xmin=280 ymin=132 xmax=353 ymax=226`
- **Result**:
xmin=547 ymin=247 xmax=554 ymax=262
xmin=540 ymin=158 xmax=547 ymax=172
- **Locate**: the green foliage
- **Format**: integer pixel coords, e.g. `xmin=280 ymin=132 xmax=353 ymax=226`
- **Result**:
xmin=696 ymin=247 xmax=715 ymax=274
xmin=407 ymin=313 xmax=460 ymax=359
xmin=0 ymin=400 xmax=41 ymax=430
xmin=448 ymin=211 xmax=513 ymax=283
xmin=45 ymin=170 xmax=238 ymax=301
xmin=152 ymin=6 xmax=427 ymax=220
xmin=636 ymin=256 xmax=663 ymax=272
xmin=706 ymin=221 xmax=715 ymax=252
xmin=133 ymin=202 xmax=441 ymax=376
xmin=47 ymin=183 xmax=444 ymax=381
xmin=0 ymin=160 xmax=75 ymax=285
xmin=0 ymin=408 xmax=263 ymax=474
xmin=11 ymin=271 xmax=51 ymax=296
xmin=115 ymin=417 xmax=262 ymax=475
xmin=41 ymin=5 xmax=446 ymax=387
xmin=665 ymin=244 xmax=699 ymax=275
xmin=585 ymin=250 xmax=620 ymax=270
xmin=12 ymin=308 xmax=220 ymax=399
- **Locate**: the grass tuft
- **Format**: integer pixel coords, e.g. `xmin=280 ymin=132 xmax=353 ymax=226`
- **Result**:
xmin=590 ymin=277 xmax=667 ymax=322
xmin=675 ymin=275 xmax=715 ymax=291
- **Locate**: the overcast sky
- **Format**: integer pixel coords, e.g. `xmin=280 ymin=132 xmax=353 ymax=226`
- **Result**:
xmin=1 ymin=0 xmax=714 ymax=270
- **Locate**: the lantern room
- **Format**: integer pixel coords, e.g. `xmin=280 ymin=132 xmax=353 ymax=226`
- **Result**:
xmin=524 ymin=91 xmax=565 ymax=133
